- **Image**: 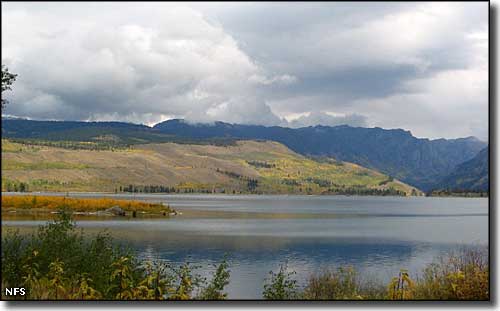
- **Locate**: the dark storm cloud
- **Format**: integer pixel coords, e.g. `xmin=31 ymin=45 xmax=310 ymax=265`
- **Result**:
xmin=277 ymin=65 xmax=420 ymax=100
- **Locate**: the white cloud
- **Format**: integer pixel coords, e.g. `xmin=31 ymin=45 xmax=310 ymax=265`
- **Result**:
xmin=209 ymin=2 xmax=488 ymax=139
xmin=2 ymin=3 xmax=290 ymax=125
xmin=1 ymin=2 xmax=489 ymax=139
xmin=248 ymin=74 xmax=297 ymax=85
xmin=287 ymin=111 xmax=367 ymax=128
xmin=358 ymin=65 xmax=488 ymax=140
xmin=188 ymin=97 xmax=284 ymax=126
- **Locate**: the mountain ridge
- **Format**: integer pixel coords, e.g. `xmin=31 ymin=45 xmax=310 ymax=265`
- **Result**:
xmin=1 ymin=118 xmax=487 ymax=191
xmin=153 ymin=119 xmax=487 ymax=191
xmin=433 ymin=147 xmax=489 ymax=192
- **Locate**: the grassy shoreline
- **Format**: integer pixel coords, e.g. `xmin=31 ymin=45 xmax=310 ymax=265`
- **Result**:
xmin=1 ymin=195 xmax=174 ymax=217
xmin=2 ymin=191 xmax=488 ymax=200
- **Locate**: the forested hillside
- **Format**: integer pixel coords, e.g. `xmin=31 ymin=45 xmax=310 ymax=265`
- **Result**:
xmin=2 ymin=139 xmax=420 ymax=196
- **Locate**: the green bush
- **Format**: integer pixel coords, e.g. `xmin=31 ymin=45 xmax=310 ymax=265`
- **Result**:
xmin=412 ymin=247 xmax=489 ymax=300
xmin=268 ymin=248 xmax=488 ymax=301
xmin=262 ymin=265 xmax=299 ymax=300
xmin=1 ymin=211 xmax=230 ymax=300
xmin=2 ymin=211 xmax=488 ymax=300
xmin=199 ymin=257 xmax=231 ymax=300
xmin=302 ymin=266 xmax=362 ymax=300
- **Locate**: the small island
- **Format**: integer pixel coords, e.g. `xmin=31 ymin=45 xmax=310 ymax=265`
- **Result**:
xmin=1 ymin=195 xmax=175 ymax=218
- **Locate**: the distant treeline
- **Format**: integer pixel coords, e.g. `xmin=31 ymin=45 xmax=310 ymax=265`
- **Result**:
xmin=3 ymin=180 xmax=29 ymax=192
xmin=118 ymin=183 xmax=257 ymax=195
xmin=2 ymin=179 xmax=81 ymax=193
xmin=117 ymin=168 xmax=261 ymax=195
xmin=246 ymin=160 xmax=276 ymax=169
xmin=8 ymin=138 xmax=124 ymax=151
xmin=120 ymin=187 xmax=240 ymax=195
xmin=324 ymin=186 xmax=408 ymax=196
xmin=280 ymin=177 xmax=408 ymax=196
xmin=6 ymin=136 xmax=238 ymax=150
xmin=216 ymin=168 xmax=259 ymax=191
xmin=428 ymin=189 xmax=488 ymax=197
xmin=119 ymin=185 xmax=197 ymax=194
xmin=118 ymin=185 xmax=245 ymax=195
xmin=304 ymin=177 xmax=336 ymax=188
xmin=3 ymin=180 xmax=408 ymax=197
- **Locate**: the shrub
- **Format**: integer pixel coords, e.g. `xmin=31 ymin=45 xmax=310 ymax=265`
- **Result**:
xmin=2 ymin=211 xmax=488 ymax=301
xmin=266 ymin=247 xmax=488 ymax=301
xmin=1 ymin=212 xmax=229 ymax=300
xmin=263 ymin=265 xmax=298 ymax=300
xmin=387 ymin=269 xmax=414 ymax=300
xmin=412 ymin=247 xmax=489 ymax=300
xmin=1 ymin=195 xmax=171 ymax=214
xmin=303 ymin=266 xmax=362 ymax=300
xmin=199 ymin=258 xmax=231 ymax=300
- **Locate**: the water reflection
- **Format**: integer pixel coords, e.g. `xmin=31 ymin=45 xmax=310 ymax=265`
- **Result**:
xmin=1 ymin=194 xmax=488 ymax=299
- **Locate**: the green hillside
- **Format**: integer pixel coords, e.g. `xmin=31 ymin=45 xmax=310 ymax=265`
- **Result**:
xmin=1 ymin=139 xmax=421 ymax=196
xmin=432 ymin=147 xmax=488 ymax=193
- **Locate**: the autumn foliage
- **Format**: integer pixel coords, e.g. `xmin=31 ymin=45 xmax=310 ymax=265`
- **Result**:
xmin=1 ymin=195 xmax=171 ymax=214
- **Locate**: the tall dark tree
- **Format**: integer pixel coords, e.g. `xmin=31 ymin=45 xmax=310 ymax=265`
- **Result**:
xmin=1 ymin=65 xmax=17 ymax=108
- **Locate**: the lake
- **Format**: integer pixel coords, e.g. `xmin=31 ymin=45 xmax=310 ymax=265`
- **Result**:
xmin=1 ymin=194 xmax=489 ymax=299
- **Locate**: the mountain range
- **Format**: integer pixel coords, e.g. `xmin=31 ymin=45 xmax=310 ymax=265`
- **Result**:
xmin=435 ymin=147 xmax=489 ymax=192
xmin=1 ymin=118 xmax=488 ymax=192
xmin=154 ymin=119 xmax=487 ymax=192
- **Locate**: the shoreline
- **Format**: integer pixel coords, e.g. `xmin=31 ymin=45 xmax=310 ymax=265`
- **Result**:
xmin=1 ymin=195 xmax=176 ymax=219
xmin=1 ymin=191 xmax=488 ymax=199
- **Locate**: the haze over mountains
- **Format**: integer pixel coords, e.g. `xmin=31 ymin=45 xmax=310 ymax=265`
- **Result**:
xmin=1 ymin=118 xmax=488 ymax=192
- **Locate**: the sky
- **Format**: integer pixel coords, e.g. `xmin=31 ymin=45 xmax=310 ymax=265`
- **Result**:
xmin=1 ymin=2 xmax=489 ymax=140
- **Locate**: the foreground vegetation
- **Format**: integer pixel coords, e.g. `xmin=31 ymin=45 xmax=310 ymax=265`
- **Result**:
xmin=263 ymin=248 xmax=488 ymax=300
xmin=1 ymin=196 xmax=173 ymax=216
xmin=2 ymin=213 xmax=229 ymax=300
xmin=1 ymin=214 xmax=488 ymax=300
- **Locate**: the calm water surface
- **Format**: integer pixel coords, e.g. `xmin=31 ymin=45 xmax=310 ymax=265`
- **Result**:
xmin=2 ymin=194 xmax=488 ymax=299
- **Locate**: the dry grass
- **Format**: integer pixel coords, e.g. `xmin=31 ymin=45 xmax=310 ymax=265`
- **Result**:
xmin=2 ymin=139 xmax=420 ymax=195
xmin=260 ymin=247 xmax=488 ymax=300
xmin=1 ymin=195 xmax=171 ymax=214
